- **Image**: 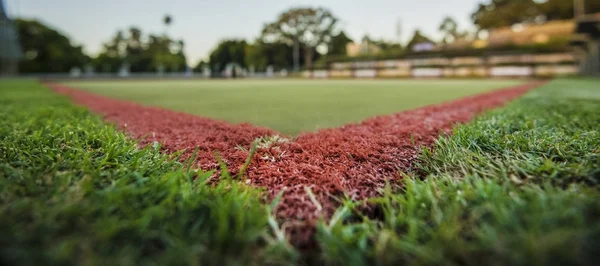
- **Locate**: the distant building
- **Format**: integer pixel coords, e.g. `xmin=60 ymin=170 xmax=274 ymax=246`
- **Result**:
xmin=346 ymin=38 xmax=381 ymax=57
xmin=487 ymin=19 xmax=575 ymax=48
xmin=436 ymin=14 xmax=600 ymax=75
xmin=571 ymin=13 xmax=600 ymax=75
xmin=411 ymin=42 xmax=435 ymax=52
xmin=441 ymin=19 xmax=576 ymax=51
xmin=0 ymin=0 xmax=22 ymax=76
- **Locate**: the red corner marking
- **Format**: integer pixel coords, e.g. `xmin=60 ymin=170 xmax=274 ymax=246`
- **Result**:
xmin=48 ymin=80 xmax=543 ymax=246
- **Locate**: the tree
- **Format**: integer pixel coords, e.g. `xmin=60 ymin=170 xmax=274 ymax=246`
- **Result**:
xmin=328 ymin=31 xmax=353 ymax=56
xmin=145 ymin=35 xmax=186 ymax=72
xmin=439 ymin=16 xmax=464 ymax=44
xmin=93 ymin=27 xmax=187 ymax=73
xmin=406 ymin=30 xmax=434 ymax=51
xmin=208 ymin=39 xmax=247 ymax=73
xmin=171 ymin=40 xmax=187 ymax=72
xmin=15 ymin=19 xmax=90 ymax=73
xmin=245 ymin=43 xmax=268 ymax=71
xmin=193 ymin=60 xmax=209 ymax=72
xmin=370 ymin=39 xmax=402 ymax=52
xmin=93 ymin=29 xmax=127 ymax=72
xmin=125 ymin=27 xmax=151 ymax=72
xmin=127 ymin=27 xmax=142 ymax=53
xmin=245 ymin=40 xmax=296 ymax=71
xmin=352 ymin=35 xmax=403 ymax=56
xmin=471 ymin=0 xmax=539 ymax=29
xmin=472 ymin=0 xmax=600 ymax=30
xmin=163 ymin=15 xmax=172 ymax=29
xmin=261 ymin=7 xmax=338 ymax=69
xmin=539 ymin=0 xmax=600 ymax=20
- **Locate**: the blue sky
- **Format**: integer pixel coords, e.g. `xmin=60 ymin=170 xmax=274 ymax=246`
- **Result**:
xmin=5 ymin=0 xmax=483 ymax=65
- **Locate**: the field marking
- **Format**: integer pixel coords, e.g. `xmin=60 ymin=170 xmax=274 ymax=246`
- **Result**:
xmin=47 ymin=80 xmax=544 ymax=246
xmin=62 ymin=79 xmax=524 ymax=135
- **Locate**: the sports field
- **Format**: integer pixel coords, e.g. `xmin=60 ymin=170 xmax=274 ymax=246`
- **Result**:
xmin=63 ymin=79 xmax=524 ymax=135
xmin=2 ymin=78 xmax=600 ymax=265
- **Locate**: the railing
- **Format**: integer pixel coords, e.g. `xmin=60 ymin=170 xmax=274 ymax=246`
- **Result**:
xmin=306 ymin=52 xmax=579 ymax=78
xmin=13 ymin=71 xmax=292 ymax=80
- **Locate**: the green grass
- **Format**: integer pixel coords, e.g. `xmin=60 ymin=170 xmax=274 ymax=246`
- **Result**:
xmin=315 ymin=78 xmax=600 ymax=266
xmin=63 ymin=79 xmax=523 ymax=135
xmin=0 ymin=79 xmax=294 ymax=265
xmin=2 ymin=78 xmax=599 ymax=265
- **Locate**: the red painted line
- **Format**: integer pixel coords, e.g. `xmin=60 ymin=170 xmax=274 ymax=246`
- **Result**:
xmin=50 ymin=84 xmax=277 ymax=169
xmin=47 ymin=80 xmax=543 ymax=246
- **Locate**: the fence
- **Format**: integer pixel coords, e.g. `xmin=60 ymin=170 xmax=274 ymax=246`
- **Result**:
xmin=16 ymin=70 xmax=291 ymax=80
xmin=304 ymin=52 xmax=579 ymax=78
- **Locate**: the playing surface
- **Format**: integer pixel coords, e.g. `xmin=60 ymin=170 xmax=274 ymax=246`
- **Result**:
xmin=63 ymin=79 xmax=524 ymax=135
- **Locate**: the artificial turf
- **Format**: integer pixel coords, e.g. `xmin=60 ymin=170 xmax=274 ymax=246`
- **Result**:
xmin=62 ymin=79 xmax=523 ymax=135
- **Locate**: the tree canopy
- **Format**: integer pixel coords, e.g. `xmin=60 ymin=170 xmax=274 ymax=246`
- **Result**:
xmin=261 ymin=7 xmax=338 ymax=68
xmin=539 ymin=0 xmax=600 ymax=21
xmin=328 ymin=31 xmax=353 ymax=56
xmin=15 ymin=19 xmax=90 ymax=73
xmin=92 ymin=27 xmax=187 ymax=73
xmin=208 ymin=39 xmax=247 ymax=72
xmin=245 ymin=40 xmax=296 ymax=71
xmin=472 ymin=0 xmax=600 ymax=30
xmin=193 ymin=60 xmax=209 ymax=73
xmin=163 ymin=15 xmax=172 ymax=27
xmin=472 ymin=0 xmax=539 ymax=30
xmin=438 ymin=16 xmax=467 ymax=44
xmin=16 ymin=2 xmax=600 ymax=73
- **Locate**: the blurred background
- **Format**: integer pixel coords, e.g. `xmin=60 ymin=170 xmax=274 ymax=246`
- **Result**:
xmin=1 ymin=0 xmax=599 ymax=78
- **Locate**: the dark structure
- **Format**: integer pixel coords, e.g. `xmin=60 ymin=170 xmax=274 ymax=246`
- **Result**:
xmin=572 ymin=13 xmax=600 ymax=75
xmin=0 ymin=0 xmax=22 ymax=76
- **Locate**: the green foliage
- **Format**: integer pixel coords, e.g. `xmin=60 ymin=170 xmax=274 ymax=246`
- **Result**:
xmin=328 ymin=31 xmax=354 ymax=56
xmin=438 ymin=17 xmax=468 ymax=45
xmin=540 ymin=0 xmax=600 ymax=21
xmin=244 ymin=42 xmax=269 ymax=71
xmin=244 ymin=39 xmax=317 ymax=72
xmin=208 ymin=39 xmax=248 ymax=72
xmin=163 ymin=15 xmax=173 ymax=26
xmin=93 ymin=27 xmax=187 ymax=73
xmin=193 ymin=60 xmax=209 ymax=73
xmin=472 ymin=0 xmax=600 ymax=29
xmin=261 ymin=7 xmax=338 ymax=68
xmin=0 ymin=80 xmax=294 ymax=265
xmin=472 ymin=0 xmax=539 ymax=30
xmin=15 ymin=19 xmax=90 ymax=73
xmin=340 ymin=35 xmax=404 ymax=60
xmin=316 ymin=79 xmax=600 ymax=265
xmin=368 ymin=39 xmax=402 ymax=54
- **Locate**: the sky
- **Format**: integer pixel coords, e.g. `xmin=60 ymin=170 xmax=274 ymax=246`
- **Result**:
xmin=5 ymin=0 xmax=484 ymax=65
